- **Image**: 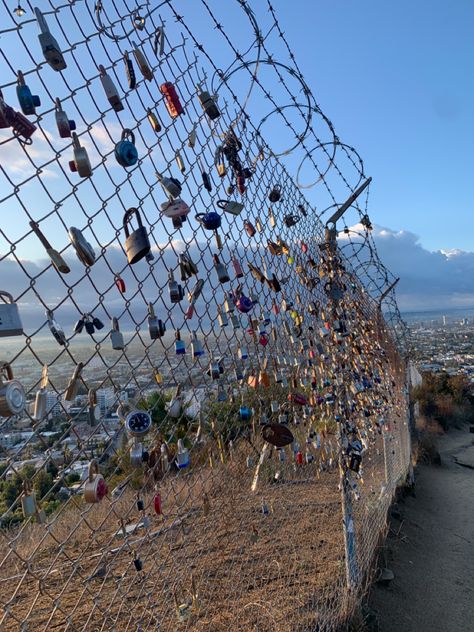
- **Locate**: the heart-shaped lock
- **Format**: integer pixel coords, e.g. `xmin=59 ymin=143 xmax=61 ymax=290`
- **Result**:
xmin=160 ymin=198 xmax=190 ymax=228
xmin=114 ymin=129 xmax=138 ymax=167
xmin=84 ymin=460 xmax=108 ymax=503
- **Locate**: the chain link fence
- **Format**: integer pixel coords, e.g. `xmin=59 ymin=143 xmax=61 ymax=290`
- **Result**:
xmin=0 ymin=1 xmax=410 ymax=630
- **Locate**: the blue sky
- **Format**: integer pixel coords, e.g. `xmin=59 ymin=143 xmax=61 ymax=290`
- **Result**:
xmin=1 ymin=0 xmax=473 ymax=313
xmin=274 ymin=0 xmax=474 ymax=252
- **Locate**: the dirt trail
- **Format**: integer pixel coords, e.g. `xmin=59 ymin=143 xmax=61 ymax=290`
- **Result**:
xmin=369 ymin=427 xmax=474 ymax=632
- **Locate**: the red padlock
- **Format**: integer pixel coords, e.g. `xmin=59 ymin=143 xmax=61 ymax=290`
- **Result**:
xmin=115 ymin=277 xmax=126 ymax=293
xmin=288 ymin=392 xmax=308 ymax=406
xmin=154 ymin=492 xmax=162 ymax=515
xmin=237 ymin=175 xmax=246 ymax=194
xmin=295 ymin=451 xmax=304 ymax=465
xmin=160 ymin=82 xmax=184 ymax=118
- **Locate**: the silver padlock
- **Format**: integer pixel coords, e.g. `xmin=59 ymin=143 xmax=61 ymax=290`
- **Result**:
xmin=84 ymin=460 xmax=108 ymax=503
xmin=55 ymin=97 xmax=76 ymax=138
xmin=0 ymin=291 xmax=23 ymax=337
xmin=123 ymin=208 xmax=151 ymax=264
xmin=148 ymin=303 xmax=165 ymax=339
xmin=33 ymin=364 xmax=49 ymax=422
xmin=34 ymin=7 xmax=67 ymax=71
xmin=21 ymin=481 xmax=46 ymax=523
xmin=69 ymin=132 xmax=92 ymax=177
xmin=46 ymin=309 xmax=66 ymax=346
xmin=68 ymin=227 xmax=96 ymax=266
xmin=0 ymin=362 xmax=26 ymax=416
xmin=98 ymin=64 xmax=124 ymax=112
xmin=110 ymin=317 xmax=124 ymax=350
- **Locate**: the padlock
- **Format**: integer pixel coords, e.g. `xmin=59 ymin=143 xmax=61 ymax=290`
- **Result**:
xmin=179 ymin=252 xmax=198 ymax=280
xmin=154 ymin=491 xmax=162 ymax=515
xmin=191 ymin=330 xmax=204 ymax=357
xmin=123 ymin=208 xmax=151 ymax=264
xmin=132 ymin=40 xmax=153 ymax=80
xmin=123 ymin=50 xmax=136 ymax=89
xmin=160 ymin=198 xmax=190 ymax=228
xmin=217 ymin=162 xmax=227 ymax=177
xmin=129 ymin=440 xmax=148 ymax=467
xmin=283 ymin=214 xmax=300 ymax=228
xmin=54 ymin=97 xmax=76 ymax=138
xmin=133 ymin=553 xmax=143 ymax=572
xmin=243 ymin=219 xmax=256 ymax=238
xmin=84 ymin=460 xmax=108 ymax=503
xmin=0 ymin=363 xmax=26 ymax=416
xmin=153 ymin=23 xmax=165 ymax=55
xmin=34 ymin=8 xmax=67 ymax=71
xmin=110 ymin=317 xmax=124 ymax=350
xmin=16 ymin=71 xmax=40 ymax=116
xmin=126 ymin=409 xmax=152 ymax=437
xmin=216 ymin=199 xmax=244 ymax=216
xmin=167 ymin=385 xmax=182 ymax=418
xmin=268 ymin=185 xmax=282 ymax=203
xmin=176 ymin=440 xmax=190 ymax=469
xmin=233 ymin=291 xmax=253 ymax=314
xmin=33 ymin=364 xmax=49 ymax=421
xmin=146 ymin=108 xmax=161 ymax=133
xmin=200 ymin=166 xmax=212 ymax=191
xmin=238 ymin=346 xmax=248 ymax=360
xmin=88 ymin=388 xmax=99 ymax=426
xmin=175 ymin=329 xmax=185 ymax=355
xmin=69 ymin=132 xmax=92 ymax=177
xmin=217 ymin=305 xmax=228 ymax=327
xmin=0 ymin=291 xmax=23 ymax=337
xmin=64 ymin=363 xmax=84 ymax=401
xmin=160 ymin=81 xmax=184 ymax=118
xmin=114 ymin=129 xmax=138 ymax=167
xmin=188 ymin=123 xmax=197 ymax=148
xmin=155 ymin=169 xmax=181 ymax=196
xmin=175 ymin=151 xmax=186 ymax=174
xmin=230 ymin=254 xmax=243 ymax=279
xmin=196 ymin=83 xmax=220 ymax=120
xmin=168 ymin=269 xmax=184 ymax=303
xmin=213 ymin=254 xmax=230 ymax=283
xmin=269 ymin=208 xmax=276 ymax=228
xmin=185 ymin=279 xmax=204 ymax=319
xmin=46 ymin=310 xmax=66 ymax=345
xmin=98 ymin=64 xmax=124 ymax=111
xmin=230 ymin=313 xmax=241 ymax=330
xmin=30 ymin=220 xmax=70 ymax=274
xmin=0 ymin=90 xmax=37 ymax=141
xmin=148 ymin=303 xmax=166 ymax=339
xmin=68 ymin=227 xmax=95 ymax=266
xmin=195 ymin=211 xmax=221 ymax=231
xmin=209 ymin=359 xmax=221 ymax=380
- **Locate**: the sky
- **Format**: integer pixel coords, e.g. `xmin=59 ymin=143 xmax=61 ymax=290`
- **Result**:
xmin=0 ymin=0 xmax=473 ymax=315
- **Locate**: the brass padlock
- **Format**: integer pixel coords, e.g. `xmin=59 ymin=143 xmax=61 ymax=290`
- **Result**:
xmin=64 ymin=363 xmax=84 ymax=401
xmin=84 ymin=460 xmax=108 ymax=503
xmin=123 ymin=208 xmax=151 ymax=264
xmin=0 ymin=291 xmax=23 ymax=337
xmin=0 ymin=362 xmax=26 ymax=416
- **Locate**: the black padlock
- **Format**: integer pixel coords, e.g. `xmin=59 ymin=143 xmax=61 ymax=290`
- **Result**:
xmin=92 ymin=316 xmax=104 ymax=330
xmin=137 ymin=498 xmax=145 ymax=511
xmin=133 ymin=555 xmax=143 ymax=572
xmin=123 ymin=208 xmax=151 ymax=264
xmin=74 ymin=316 xmax=85 ymax=333
xmin=283 ymin=214 xmax=300 ymax=228
xmin=85 ymin=316 xmax=95 ymax=335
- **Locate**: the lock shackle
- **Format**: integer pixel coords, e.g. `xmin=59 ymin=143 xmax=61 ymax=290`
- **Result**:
xmin=71 ymin=362 xmax=84 ymax=381
xmin=55 ymin=97 xmax=64 ymax=112
xmin=88 ymin=459 xmax=99 ymax=481
xmin=0 ymin=362 xmax=13 ymax=381
xmin=17 ymin=70 xmax=26 ymax=86
xmin=148 ymin=302 xmax=155 ymax=318
xmin=0 ymin=290 xmax=14 ymax=304
xmin=121 ymin=128 xmax=135 ymax=144
xmin=132 ymin=11 xmax=146 ymax=29
xmin=71 ymin=131 xmax=81 ymax=149
xmin=123 ymin=207 xmax=142 ymax=237
xmin=112 ymin=316 xmax=119 ymax=331
xmin=216 ymin=199 xmax=231 ymax=210
xmin=22 ymin=479 xmax=34 ymax=494
xmin=98 ymin=64 xmax=108 ymax=76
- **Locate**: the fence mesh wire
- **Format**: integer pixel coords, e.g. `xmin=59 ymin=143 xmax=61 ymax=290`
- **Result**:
xmin=0 ymin=1 xmax=410 ymax=630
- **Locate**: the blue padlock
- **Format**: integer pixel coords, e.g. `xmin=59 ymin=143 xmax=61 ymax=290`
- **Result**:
xmin=16 ymin=71 xmax=40 ymax=116
xmin=114 ymin=128 xmax=138 ymax=167
xmin=195 ymin=211 xmax=222 ymax=231
xmin=239 ymin=406 xmax=252 ymax=421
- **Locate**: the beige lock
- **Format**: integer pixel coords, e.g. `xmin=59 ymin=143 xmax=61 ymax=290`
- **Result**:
xmin=0 ymin=362 xmax=26 ymax=416
xmin=84 ymin=460 xmax=108 ymax=503
xmin=64 ymin=362 xmax=84 ymax=401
